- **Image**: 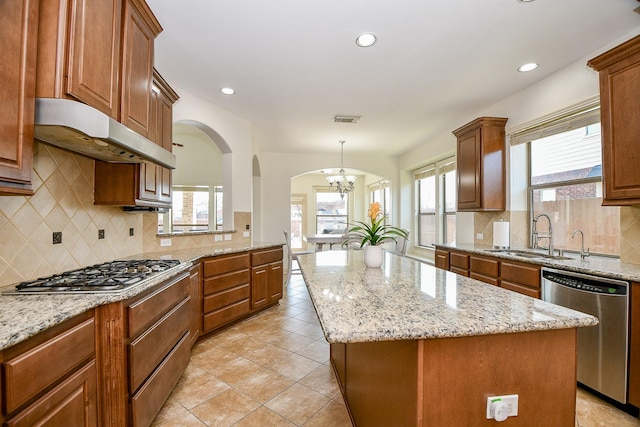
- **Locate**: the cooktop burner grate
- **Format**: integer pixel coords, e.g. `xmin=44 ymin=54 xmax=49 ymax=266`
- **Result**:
xmin=7 ymin=259 xmax=182 ymax=294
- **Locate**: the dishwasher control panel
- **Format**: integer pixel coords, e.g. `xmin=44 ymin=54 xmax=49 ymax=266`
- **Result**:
xmin=541 ymin=269 xmax=627 ymax=295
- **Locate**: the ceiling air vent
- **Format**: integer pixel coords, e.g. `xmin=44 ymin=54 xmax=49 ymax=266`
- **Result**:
xmin=333 ymin=115 xmax=361 ymax=124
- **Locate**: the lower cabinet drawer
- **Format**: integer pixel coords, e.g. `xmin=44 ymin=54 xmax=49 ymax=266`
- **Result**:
xmin=501 ymin=262 xmax=540 ymax=288
xmin=129 ymin=297 xmax=191 ymax=393
xmin=470 ymin=272 xmax=499 ymax=286
xmin=450 ymin=266 xmax=469 ymax=277
xmin=3 ymin=317 xmax=95 ymax=414
xmin=501 ymin=280 xmax=540 ymax=298
xmin=203 ymin=299 xmax=251 ymax=332
xmin=203 ymin=284 xmax=250 ymax=313
xmin=130 ymin=333 xmax=190 ymax=427
xmin=470 ymin=256 xmax=499 ymax=277
xmin=5 ymin=361 xmax=97 ymax=427
xmin=450 ymin=252 xmax=469 ymax=269
xmin=203 ymin=270 xmax=249 ymax=295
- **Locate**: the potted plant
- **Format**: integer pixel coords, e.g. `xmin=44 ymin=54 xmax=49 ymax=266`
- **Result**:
xmin=344 ymin=202 xmax=409 ymax=268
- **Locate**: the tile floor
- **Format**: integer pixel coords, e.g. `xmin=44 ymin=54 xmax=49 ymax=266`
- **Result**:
xmin=153 ymin=270 xmax=640 ymax=427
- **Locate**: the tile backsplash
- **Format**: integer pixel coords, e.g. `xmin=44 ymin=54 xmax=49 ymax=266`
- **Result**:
xmin=0 ymin=143 xmax=253 ymax=288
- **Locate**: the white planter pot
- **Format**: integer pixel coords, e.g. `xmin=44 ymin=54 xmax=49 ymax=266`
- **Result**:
xmin=364 ymin=245 xmax=384 ymax=268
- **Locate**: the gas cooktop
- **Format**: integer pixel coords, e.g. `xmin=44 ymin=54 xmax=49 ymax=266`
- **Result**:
xmin=4 ymin=259 xmax=182 ymax=295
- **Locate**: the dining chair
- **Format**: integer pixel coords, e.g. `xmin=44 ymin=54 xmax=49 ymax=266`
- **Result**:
xmin=283 ymin=229 xmax=314 ymax=285
xmin=386 ymin=229 xmax=410 ymax=256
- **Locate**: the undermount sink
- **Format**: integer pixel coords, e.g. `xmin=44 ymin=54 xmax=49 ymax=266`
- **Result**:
xmin=484 ymin=249 xmax=573 ymax=261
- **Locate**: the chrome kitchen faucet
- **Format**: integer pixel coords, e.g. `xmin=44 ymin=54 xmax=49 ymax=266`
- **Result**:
xmin=532 ymin=213 xmax=554 ymax=256
xmin=572 ymin=229 xmax=590 ymax=260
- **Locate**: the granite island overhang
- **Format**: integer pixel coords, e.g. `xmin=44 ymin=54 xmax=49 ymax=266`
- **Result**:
xmin=297 ymin=250 xmax=598 ymax=427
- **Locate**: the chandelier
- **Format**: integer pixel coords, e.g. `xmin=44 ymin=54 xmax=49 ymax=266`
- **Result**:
xmin=326 ymin=140 xmax=356 ymax=199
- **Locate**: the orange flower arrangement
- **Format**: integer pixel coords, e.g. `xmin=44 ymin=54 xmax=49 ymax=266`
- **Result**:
xmin=344 ymin=202 xmax=408 ymax=247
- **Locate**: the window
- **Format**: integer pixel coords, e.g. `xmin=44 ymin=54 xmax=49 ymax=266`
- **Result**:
xmin=514 ymin=104 xmax=620 ymax=256
xmin=158 ymin=185 xmax=223 ymax=233
xmin=316 ymin=189 xmax=348 ymax=234
xmin=370 ymin=180 xmax=390 ymax=224
xmin=414 ymin=158 xmax=456 ymax=247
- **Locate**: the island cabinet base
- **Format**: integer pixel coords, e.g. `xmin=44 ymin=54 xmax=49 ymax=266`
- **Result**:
xmin=331 ymin=328 xmax=577 ymax=426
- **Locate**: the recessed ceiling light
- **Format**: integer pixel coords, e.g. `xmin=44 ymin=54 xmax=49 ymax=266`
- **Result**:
xmin=356 ymin=33 xmax=377 ymax=47
xmin=220 ymin=87 xmax=236 ymax=95
xmin=518 ymin=63 xmax=538 ymax=72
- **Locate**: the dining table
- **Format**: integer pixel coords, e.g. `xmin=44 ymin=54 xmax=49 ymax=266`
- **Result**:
xmin=303 ymin=233 xmax=345 ymax=251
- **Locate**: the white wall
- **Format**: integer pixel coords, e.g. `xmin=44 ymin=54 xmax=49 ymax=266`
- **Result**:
xmin=171 ymin=88 xmax=254 ymax=226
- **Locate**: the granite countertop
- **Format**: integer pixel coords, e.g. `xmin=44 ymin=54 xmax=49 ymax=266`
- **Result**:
xmin=298 ymin=250 xmax=598 ymax=344
xmin=435 ymin=243 xmax=640 ymax=283
xmin=0 ymin=241 xmax=283 ymax=351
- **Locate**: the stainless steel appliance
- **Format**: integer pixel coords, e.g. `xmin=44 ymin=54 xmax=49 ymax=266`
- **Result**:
xmin=4 ymin=259 xmax=182 ymax=294
xmin=541 ymin=267 xmax=629 ymax=404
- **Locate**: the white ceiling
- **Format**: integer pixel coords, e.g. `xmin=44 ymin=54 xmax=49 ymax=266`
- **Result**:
xmin=148 ymin=0 xmax=640 ymax=157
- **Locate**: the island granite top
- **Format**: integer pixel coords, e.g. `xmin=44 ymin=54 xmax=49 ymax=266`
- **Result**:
xmin=0 ymin=241 xmax=283 ymax=351
xmin=298 ymin=250 xmax=598 ymax=344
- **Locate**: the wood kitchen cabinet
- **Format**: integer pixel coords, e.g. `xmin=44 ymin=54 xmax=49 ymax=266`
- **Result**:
xmin=126 ymin=272 xmax=191 ymax=427
xmin=449 ymin=250 xmax=470 ymax=277
xmin=500 ymin=260 xmax=541 ymax=298
xmin=469 ymin=255 xmax=499 ymax=286
xmin=588 ymin=35 xmax=640 ymax=206
xmin=37 ymin=0 xmax=161 ymax=131
xmin=94 ymin=70 xmax=178 ymax=208
xmin=434 ymin=249 xmax=450 ymax=270
xmin=251 ymin=248 xmax=284 ymax=310
xmin=0 ymin=0 xmax=38 ymax=196
xmin=1 ymin=311 xmax=98 ymax=427
xmin=629 ymin=282 xmax=640 ymax=407
xmin=453 ymin=117 xmax=508 ymax=211
xmin=202 ymin=253 xmax=252 ymax=333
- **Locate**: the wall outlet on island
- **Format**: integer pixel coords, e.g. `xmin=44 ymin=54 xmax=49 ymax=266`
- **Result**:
xmin=476 ymin=233 xmax=484 ymax=240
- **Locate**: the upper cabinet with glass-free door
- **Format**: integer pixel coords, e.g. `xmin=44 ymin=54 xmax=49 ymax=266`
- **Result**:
xmin=588 ymin=35 xmax=640 ymax=206
xmin=453 ymin=117 xmax=508 ymax=211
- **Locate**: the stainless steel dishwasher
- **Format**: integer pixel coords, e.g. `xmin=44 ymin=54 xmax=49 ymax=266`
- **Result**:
xmin=541 ymin=267 xmax=629 ymax=404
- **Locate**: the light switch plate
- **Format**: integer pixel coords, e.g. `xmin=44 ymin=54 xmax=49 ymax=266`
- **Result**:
xmin=243 ymin=231 xmax=250 ymax=237
xmin=214 ymin=235 xmax=223 ymax=242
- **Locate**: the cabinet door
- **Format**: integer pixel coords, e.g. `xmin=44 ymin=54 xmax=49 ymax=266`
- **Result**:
xmin=66 ymin=0 xmax=121 ymax=118
xmin=6 ymin=361 xmax=98 ymax=427
xmin=268 ymin=261 xmax=284 ymax=302
xmin=0 ymin=0 xmax=37 ymax=195
xmin=120 ymin=0 xmax=155 ymax=137
xmin=251 ymin=266 xmax=268 ymax=309
xmin=434 ymin=249 xmax=450 ymax=270
xmin=456 ymin=128 xmax=482 ymax=210
xmin=595 ymin=41 xmax=640 ymax=205
xmin=158 ymin=94 xmax=173 ymax=203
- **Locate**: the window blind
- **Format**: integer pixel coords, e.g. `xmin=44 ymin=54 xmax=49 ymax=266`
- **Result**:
xmin=509 ymin=97 xmax=600 ymax=146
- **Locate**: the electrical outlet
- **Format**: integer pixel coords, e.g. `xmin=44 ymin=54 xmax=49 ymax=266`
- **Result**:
xmin=160 ymin=238 xmax=172 ymax=247
xmin=243 ymin=231 xmax=250 ymax=237
xmin=224 ymin=234 xmax=232 ymax=241
xmin=129 ymin=227 xmax=135 ymax=236
xmin=486 ymin=395 xmax=518 ymax=421
xmin=476 ymin=233 xmax=484 ymax=240
xmin=245 ymin=224 xmax=250 ymax=230
xmin=98 ymin=229 xmax=105 ymax=239
xmin=52 ymin=232 xmax=62 ymax=244
xmin=214 ymin=235 xmax=223 ymax=242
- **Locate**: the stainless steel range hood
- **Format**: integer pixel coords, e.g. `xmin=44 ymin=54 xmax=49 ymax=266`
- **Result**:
xmin=34 ymin=98 xmax=176 ymax=169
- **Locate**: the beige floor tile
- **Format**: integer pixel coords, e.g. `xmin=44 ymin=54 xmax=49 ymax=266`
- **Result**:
xmin=292 ymin=310 xmax=320 ymax=324
xmin=190 ymin=345 xmax=238 ymax=372
xmin=190 ymin=389 xmax=261 ymax=426
xmin=233 ymin=407 xmax=296 ymax=427
xmin=151 ymin=398 xmax=189 ymax=426
xmin=302 ymin=400 xmax=352 ymax=427
xmin=152 ymin=412 xmax=208 ymax=427
xmin=273 ymin=317 xmax=312 ymax=332
xmin=294 ymin=323 xmax=325 ymax=340
xmin=216 ymin=334 xmax=269 ymax=355
xmin=269 ymin=353 xmax=321 ymax=381
xmin=253 ymin=326 xmax=296 ymax=343
xmin=265 ymin=383 xmax=330 ymax=425
xmin=576 ymin=388 xmax=640 ymax=427
xmin=170 ymin=373 xmax=231 ymax=410
xmin=177 ymin=361 xmax=208 ymax=385
xmin=242 ymin=342 xmax=292 ymax=367
xmin=270 ymin=332 xmax=318 ymax=352
xmin=296 ymin=340 xmax=330 ymax=364
xmin=206 ymin=355 xmax=271 ymax=386
xmin=298 ymin=364 xmax=342 ymax=399
xmin=232 ymin=369 xmax=294 ymax=404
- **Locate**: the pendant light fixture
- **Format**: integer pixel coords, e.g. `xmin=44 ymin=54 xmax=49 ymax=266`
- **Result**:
xmin=326 ymin=140 xmax=356 ymax=199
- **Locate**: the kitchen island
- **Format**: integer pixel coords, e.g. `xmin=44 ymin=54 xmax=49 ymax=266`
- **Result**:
xmin=297 ymin=250 xmax=598 ymax=427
